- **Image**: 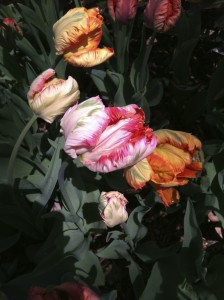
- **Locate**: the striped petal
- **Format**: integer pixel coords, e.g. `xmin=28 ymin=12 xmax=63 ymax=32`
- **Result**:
xmin=64 ymin=47 xmax=114 ymax=67
xmin=61 ymin=96 xmax=109 ymax=158
xmin=154 ymin=129 xmax=202 ymax=153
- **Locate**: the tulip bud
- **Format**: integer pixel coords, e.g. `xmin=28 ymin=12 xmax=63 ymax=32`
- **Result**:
xmin=107 ymin=0 xmax=137 ymax=24
xmin=144 ymin=0 xmax=181 ymax=32
xmin=99 ymin=191 xmax=128 ymax=227
xmin=27 ymin=69 xmax=80 ymax=123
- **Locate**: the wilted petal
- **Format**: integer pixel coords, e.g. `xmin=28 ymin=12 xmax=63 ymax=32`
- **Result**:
xmin=156 ymin=187 xmax=180 ymax=206
xmin=64 ymin=47 xmax=114 ymax=67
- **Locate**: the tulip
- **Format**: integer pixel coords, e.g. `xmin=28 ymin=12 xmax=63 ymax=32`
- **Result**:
xmin=28 ymin=282 xmax=99 ymax=300
xmin=99 ymin=191 xmax=128 ymax=227
xmin=124 ymin=129 xmax=202 ymax=206
xmin=107 ymin=0 xmax=137 ymax=23
xmin=2 ymin=17 xmax=22 ymax=34
xmin=53 ymin=7 xmax=114 ymax=67
xmin=27 ymin=68 xmax=80 ymax=123
xmin=60 ymin=96 xmax=157 ymax=173
xmin=144 ymin=0 xmax=181 ymax=32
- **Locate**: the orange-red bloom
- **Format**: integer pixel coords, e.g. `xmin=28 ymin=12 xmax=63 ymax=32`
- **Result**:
xmin=107 ymin=0 xmax=137 ymax=23
xmin=53 ymin=7 xmax=114 ymax=67
xmin=144 ymin=0 xmax=181 ymax=32
xmin=124 ymin=129 xmax=202 ymax=206
xmin=28 ymin=282 xmax=99 ymax=300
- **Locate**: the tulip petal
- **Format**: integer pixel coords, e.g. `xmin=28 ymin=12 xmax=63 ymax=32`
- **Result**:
xmin=155 ymin=129 xmax=201 ymax=153
xmin=27 ymin=68 xmax=55 ymax=101
xmin=115 ymin=0 xmax=137 ymax=23
xmin=156 ymin=187 xmax=180 ymax=206
xmin=81 ymin=120 xmax=157 ymax=172
xmin=29 ymin=76 xmax=80 ymax=123
xmin=61 ymin=96 xmax=109 ymax=158
xmin=64 ymin=47 xmax=114 ymax=67
xmin=53 ymin=7 xmax=89 ymax=55
xmin=147 ymin=144 xmax=192 ymax=184
xmin=107 ymin=0 xmax=116 ymax=20
xmin=124 ymin=158 xmax=153 ymax=190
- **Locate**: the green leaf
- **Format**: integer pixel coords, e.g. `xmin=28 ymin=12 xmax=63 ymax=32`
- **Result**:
xmin=145 ymin=78 xmax=164 ymax=107
xmin=75 ymin=251 xmax=105 ymax=286
xmin=135 ymin=241 xmax=180 ymax=263
xmin=179 ymin=200 xmax=204 ymax=283
xmin=140 ymin=254 xmax=184 ymax=300
xmin=206 ymin=59 xmax=224 ymax=110
xmin=0 ymin=222 xmax=20 ymax=253
xmin=126 ymin=206 xmax=150 ymax=244
xmin=106 ymin=71 xmax=126 ymax=106
xmin=173 ymin=10 xmax=201 ymax=85
xmin=97 ymin=240 xmax=130 ymax=259
xmin=128 ymin=258 xmax=145 ymax=300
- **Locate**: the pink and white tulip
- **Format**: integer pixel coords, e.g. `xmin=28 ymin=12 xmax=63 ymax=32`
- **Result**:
xmin=99 ymin=191 xmax=128 ymax=227
xmin=60 ymin=97 xmax=157 ymax=173
xmin=27 ymin=69 xmax=80 ymax=123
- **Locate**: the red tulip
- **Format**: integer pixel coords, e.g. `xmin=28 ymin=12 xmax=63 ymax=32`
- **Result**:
xmin=107 ymin=0 xmax=137 ymax=23
xmin=144 ymin=0 xmax=181 ymax=32
xmin=28 ymin=282 xmax=99 ymax=300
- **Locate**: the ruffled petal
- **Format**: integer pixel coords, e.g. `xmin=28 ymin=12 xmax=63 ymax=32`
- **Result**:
xmin=154 ymin=129 xmax=201 ymax=153
xmin=81 ymin=130 xmax=157 ymax=173
xmin=53 ymin=8 xmax=89 ymax=55
xmin=27 ymin=68 xmax=55 ymax=101
xmin=64 ymin=47 xmax=114 ymax=67
xmin=147 ymin=144 xmax=192 ymax=184
xmin=61 ymin=96 xmax=109 ymax=158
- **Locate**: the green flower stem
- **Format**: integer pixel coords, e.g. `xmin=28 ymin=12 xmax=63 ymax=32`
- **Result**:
xmin=139 ymin=31 xmax=157 ymax=92
xmin=7 ymin=114 xmax=38 ymax=185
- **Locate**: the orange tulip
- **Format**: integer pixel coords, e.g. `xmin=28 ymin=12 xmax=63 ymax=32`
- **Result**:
xmin=53 ymin=7 xmax=114 ymax=67
xmin=144 ymin=0 xmax=181 ymax=32
xmin=124 ymin=129 xmax=202 ymax=206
